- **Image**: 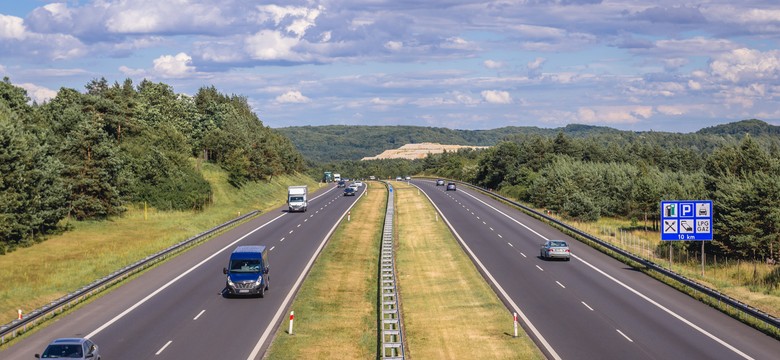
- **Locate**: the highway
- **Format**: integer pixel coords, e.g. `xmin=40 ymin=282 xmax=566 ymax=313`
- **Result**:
xmin=4 ymin=183 xmax=363 ymax=360
xmin=410 ymin=179 xmax=780 ymax=360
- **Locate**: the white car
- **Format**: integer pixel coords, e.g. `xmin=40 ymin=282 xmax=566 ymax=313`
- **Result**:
xmin=349 ymin=183 xmax=359 ymax=190
xmin=353 ymin=181 xmax=364 ymax=187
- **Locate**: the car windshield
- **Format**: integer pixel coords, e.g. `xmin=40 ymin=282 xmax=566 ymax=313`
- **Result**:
xmin=229 ymin=259 xmax=261 ymax=273
xmin=42 ymin=344 xmax=83 ymax=358
xmin=549 ymin=241 xmax=568 ymax=247
xmin=289 ymin=196 xmax=304 ymax=202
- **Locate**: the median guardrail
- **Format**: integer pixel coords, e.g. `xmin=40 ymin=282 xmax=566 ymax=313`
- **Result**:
xmin=417 ymin=176 xmax=780 ymax=337
xmin=0 ymin=210 xmax=260 ymax=345
xmin=378 ymin=181 xmax=405 ymax=359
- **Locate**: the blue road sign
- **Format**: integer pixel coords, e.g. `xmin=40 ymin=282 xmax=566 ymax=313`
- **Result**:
xmin=661 ymin=200 xmax=713 ymax=241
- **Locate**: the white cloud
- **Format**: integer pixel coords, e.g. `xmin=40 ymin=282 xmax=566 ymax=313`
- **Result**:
xmin=245 ymin=30 xmax=301 ymax=61
xmin=276 ymin=90 xmax=310 ymax=103
xmin=708 ymin=48 xmax=780 ymax=83
xmin=576 ymin=106 xmax=653 ymax=124
xmin=152 ymin=53 xmax=195 ymax=78
xmin=385 ymin=41 xmax=403 ymax=51
xmin=0 ymin=14 xmax=26 ymax=40
xmin=484 ymin=60 xmax=504 ymax=69
xmin=18 ymin=83 xmax=57 ymax=103
xmin=527 ymin=57 xmax=546 ymax=70
xmin=481 ymin=90 xmax=512 ymax=104
xmin=119 ymin=65 xmax=146 ymax=77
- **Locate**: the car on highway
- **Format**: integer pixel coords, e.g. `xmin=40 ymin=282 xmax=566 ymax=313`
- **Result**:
xmin=405 ymin=176 xmax=411 ymax=180
xmin=223 ymin=246 xmax=270 ymax=297
xmin=436 ymin=179 xmax=445 ymax=186
xmin=337 ymin=180 xmax=346 ymax=188
xmin=540 ymin=240 xmax=571 ymax=261
xmin=446 ymin=182 xmax=456 ymax=191
xmin=353 ymin=181 xmax=364 ymax=187
xmin=344 ymin=187 xmax=356 ymax=196
xmin=395 ymin=176 xmax=403 ymax=181
xmin=36 ymin=337 xmax=100 ymax=359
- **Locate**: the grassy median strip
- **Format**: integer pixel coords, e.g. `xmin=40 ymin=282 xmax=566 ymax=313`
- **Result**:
xmin=265 ymin=183 xmax=386 ymax=359
xmin=394 ymin=181 xmax=544 ymax=359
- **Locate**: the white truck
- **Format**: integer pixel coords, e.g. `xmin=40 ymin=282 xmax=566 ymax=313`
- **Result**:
xmin=287 ymin=185 xmax=308 ymax=212
xmin=334 ymin=173 xmax=341 ymax=182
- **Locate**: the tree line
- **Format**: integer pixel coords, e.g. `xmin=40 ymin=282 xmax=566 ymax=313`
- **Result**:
xmin=317 ymin=124 xmax=780 ymax=261
xmin=0 ymin=77 xmax=304 ymax=252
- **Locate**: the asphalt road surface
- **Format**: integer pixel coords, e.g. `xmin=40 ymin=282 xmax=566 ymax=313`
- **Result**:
xmin=4 ymin=183 xmax=363 ymax=360
xmin=411 ymin=178 xmax=779 ymax=360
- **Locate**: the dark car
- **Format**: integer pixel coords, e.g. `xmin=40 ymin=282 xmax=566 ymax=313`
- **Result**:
xmin=36 ymin=337 xmax=100 ymax=359
xmin=436 ymin=179 xmax=445 ymax=186
xmin=446 ymin=182 xmax=456 ymax=191
xmin=540 ymin=240 xmax=571 ymax=261
xmin=337 ymin=180 xmax=346 ymax=188
xmin=344 ymin=187 xmax=356 ymax=196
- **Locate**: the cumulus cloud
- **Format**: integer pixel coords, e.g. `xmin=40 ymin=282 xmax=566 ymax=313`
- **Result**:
xmin=481 ymin=90 xmax=512 ymax=104
xmin=153 ymin=53 xmax=195 ymax=78
xmin=708 ymin=48 xmax=780 ymax=83
xmin=0 ymin=14 xmax=27 ymax=40
xmin=577 ymin=106 xmax=653 ymax=124
xmin=484 ymin=60 xmax=504 ymax=69
xmin=18 ymin=83 xmax=57 ymax=103
xmin=245 ymin=30 xmax=302 ymax=61
xmin=276 ymin=90 xmax=310 ymax=103
xmin=256 ymin=4 xmax=322 ymax=37
xmin=385 ymin=41 xmax=403 ymax=51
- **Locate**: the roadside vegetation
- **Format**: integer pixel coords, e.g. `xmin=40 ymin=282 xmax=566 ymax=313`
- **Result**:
xmin=265 ymin=182 xmax=386 ymax=359
xmin=0 ymin=164 xmax=318 ymax=326
xmin=393 ymin=181 xmax=544 ymax=359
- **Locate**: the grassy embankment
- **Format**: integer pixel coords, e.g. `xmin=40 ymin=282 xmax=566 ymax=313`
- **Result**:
xmin=559 ymin=216 xmax=780 ymax=318
xmin=265 ymin=182 xmax=385 ymax=359
xmin=0 ymin=161 xmax=320 ymax=327
xmin=394 ymin=181 xmax=544 ymax=359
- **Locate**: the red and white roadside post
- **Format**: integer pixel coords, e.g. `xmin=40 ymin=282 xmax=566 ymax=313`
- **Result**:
xmin=348 ymin=211 xmax=351 ymax=222
xmin=288 ymin=311 xmax=294 ymax=335
xmin=513 ymin=312 xmax=518 ymax=338
xmin=18 ymin=309 xmax=22 ymax=320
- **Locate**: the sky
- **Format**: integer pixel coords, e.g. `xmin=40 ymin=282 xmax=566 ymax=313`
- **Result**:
xmin=1 ymin=1 xmax=780 ymax=133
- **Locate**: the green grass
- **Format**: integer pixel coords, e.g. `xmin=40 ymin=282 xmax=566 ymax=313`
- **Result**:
xmin=393 ymin=181 xmax=544 ymax=359
xmin=265 ymin=182 xmax=386 ymax=359
xmin=0 ymin=161 xmax=319 ymax=326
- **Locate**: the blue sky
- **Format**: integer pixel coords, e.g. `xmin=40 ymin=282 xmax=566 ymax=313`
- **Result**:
xmin=2 ymin=1 xmax=780 ymax=132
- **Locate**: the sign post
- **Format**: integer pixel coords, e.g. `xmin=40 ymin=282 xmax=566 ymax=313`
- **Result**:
xmin=661 ymin=200 xmax=713 ymax=271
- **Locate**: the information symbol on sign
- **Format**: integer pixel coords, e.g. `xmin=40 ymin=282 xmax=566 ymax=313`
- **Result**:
xmin=664 ymin=204 xmax=676 ymax=217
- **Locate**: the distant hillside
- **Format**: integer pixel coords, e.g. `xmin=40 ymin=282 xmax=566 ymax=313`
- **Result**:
xmin=362 ymin=143 xmax=491 ymax=160
xmin=278 ymin=120 xmax=779 ymax=163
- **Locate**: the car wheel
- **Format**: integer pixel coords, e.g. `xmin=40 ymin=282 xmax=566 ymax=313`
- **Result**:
xmin=259 ymin=284 xmax=265 ymax=298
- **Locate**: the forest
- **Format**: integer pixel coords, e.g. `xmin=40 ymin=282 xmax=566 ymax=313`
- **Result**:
xmin=0 ymin=77 xmax=304 ymax=252
xmin=312 ymin=121 xmax=780 ymax=261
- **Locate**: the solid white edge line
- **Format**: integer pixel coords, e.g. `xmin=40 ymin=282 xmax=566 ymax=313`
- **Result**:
xmin=246 ymin=185 xmax=368 ymax=360
xmin=155 ymin=340 xmax=172 ymax=355
xmin=193 ymin=309 xmax=206 ymax=320
xmin=412 ymin=183 xmax=563 ymax=360
xmin=460 ymin=188 xmax=755 ymax=360
xmin=85 ymin=212 xmax=289 ymax=339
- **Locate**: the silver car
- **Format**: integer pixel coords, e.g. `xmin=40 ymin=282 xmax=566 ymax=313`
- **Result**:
xmin=540 ymin=240 xmax=571 ymax=261
xmin=36 ymin=337 xmax=100 ymax=359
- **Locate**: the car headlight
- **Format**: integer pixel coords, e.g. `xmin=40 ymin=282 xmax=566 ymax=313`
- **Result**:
xmin=227 ymin=278 xmax=235 ymax=287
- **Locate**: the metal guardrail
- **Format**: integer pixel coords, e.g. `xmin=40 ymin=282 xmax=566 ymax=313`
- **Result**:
xmin=0 ymin=210 xmax=260 ymax=344
xmin=378 ymin=181 xmax=405 ymax=359
xmin=424 ymin=177 xmax=780 ymax=335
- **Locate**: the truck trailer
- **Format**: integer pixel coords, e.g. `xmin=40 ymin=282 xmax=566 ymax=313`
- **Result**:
xmin=287 ymin=185 xmax=308 ymax=212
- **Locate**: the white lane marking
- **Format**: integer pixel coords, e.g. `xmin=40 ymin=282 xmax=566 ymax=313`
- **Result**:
xmin=304 ymin=219 xmax=308 ymax=222
xmin=582 ymin=302 xmax=594 ymax=311
xmin=556 ymin=281 xmax=565 ymax=289
xmin=520 ymin=253 xmax=527 ymax=258
xmin=477 ymin=216 xmax=480 ymax=220
xmin=86 ymin=212 xmax=288 ymax=339
xmin=508 ymin=242 xmax=514 ymax=247
xmin=193 ymin=310 xmax=205 ymax=320
xmin=490 ymin=227 xmax=494 ymax=231
xmin=460 ymin=189 xmax=755 ymax=360
xmin=247 ymin=185 xmax=368 ymax=360
xmin=156 ymin=341 xmax=172 ymax=355
xmin=310 ymin=214 xmax=314 ymax=218
xmin=471 ymin=212 xmax=475 ymax=215
xmin=289 ymin=230 xmax=294 ymax=234
xmin=280 ymin=237 xmax=285 ymax=242
xmin=270 ymin=246 xmax=275 ymax=251
xmin=482 ymin=221 xmax=486 ymax=225
xmin=616 ymin=329 xmax=634 ymax=342
xmin=536 ymin=265 xmax=544 ymax=272
xmin=297 ymin=224 xmax=301 ymax=227
xmin=498 ymin=234 xmax=503 ymax=238
xmin=411 ymin=185 xmax=562 ymax=360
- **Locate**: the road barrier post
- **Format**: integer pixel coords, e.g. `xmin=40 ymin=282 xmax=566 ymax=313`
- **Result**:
xmin=17 ymin=309 xmax=22 ymax=320
xmin=348 ymin=211 xmax=351 ymax=222
xmin=289 ymin=311 xmax=294 ymax=335
xmin=513 ymin=312 xmax=518 ymax=338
